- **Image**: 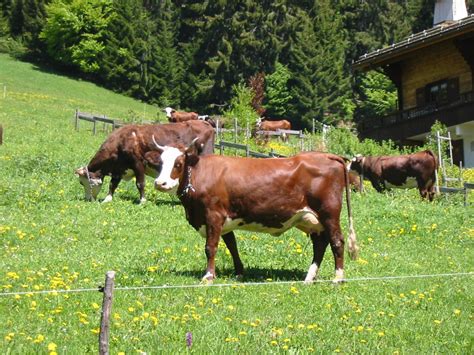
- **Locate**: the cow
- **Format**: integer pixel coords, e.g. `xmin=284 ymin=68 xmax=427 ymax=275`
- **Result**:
xmin=349 ymin=150 xmax=438 ymax=201
xmin=165 ymin=107 xmax=199 ymax=123
xmin=75 ymin=120 xmax=215 ymax=203
xmin=256 ymin=117 xmax=291 ymax=131
xmin=152 ymin=140 xmax=359 ymax=284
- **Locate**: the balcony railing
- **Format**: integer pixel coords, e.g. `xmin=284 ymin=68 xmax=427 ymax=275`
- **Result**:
xmin=358 ymin=91 xmax=474 ymax=132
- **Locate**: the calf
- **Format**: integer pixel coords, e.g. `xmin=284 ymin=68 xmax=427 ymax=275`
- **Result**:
xmin=153 ymin=141 xmax=358 ymax=284
xmin=165 ymin=107 xmax=199 ymax=123
xmin=349 ymin=150 xmax=438 ymax=200
xmin=75 ymin=120 xmax=214 ymax=203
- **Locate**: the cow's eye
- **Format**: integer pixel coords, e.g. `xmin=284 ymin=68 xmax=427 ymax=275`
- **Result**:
xmin=175 ymin=163 xmax=182 ymax=169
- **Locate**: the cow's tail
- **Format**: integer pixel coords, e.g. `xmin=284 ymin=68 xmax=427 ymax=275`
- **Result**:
xmin=342 ymin=158 xmax=359 ymax=260
xmin=425 ymin=149 xmax=439 ymax=170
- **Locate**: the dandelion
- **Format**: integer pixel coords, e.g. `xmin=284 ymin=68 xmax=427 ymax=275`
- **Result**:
xmin=290 ymin=286 xmax=299 ymax=295
xmin=270 ymin=340 xmax=278 ymax=346
xmin=91 ymin=328 xmax=100 ymax=334
xmin=92 ymin=303 xmax=100 ymax=310
xmin=48 ymin=343 xmax=57 ymax=351
xmin=378 ymin=331 xmax=385 ymax=337
xmin=434 ymin=319 xmax=442 ymax=325
xmin=33 ymin=334 xmax=45 ymax=343
xmin=454 ymin=309 xmax=461 ymax=316
xmin=239 ymin=331 xmax=247 ymax=336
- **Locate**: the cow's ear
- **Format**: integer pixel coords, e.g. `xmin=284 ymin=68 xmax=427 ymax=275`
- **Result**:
xmin=186 ymin=152 xmax=200 ymax=167
xmin=144 ymin=151 xmax=162 ymax=166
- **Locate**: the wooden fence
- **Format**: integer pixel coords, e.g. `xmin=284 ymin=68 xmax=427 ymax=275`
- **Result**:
xmin=74 ymin=110 xmax=124 ymax=134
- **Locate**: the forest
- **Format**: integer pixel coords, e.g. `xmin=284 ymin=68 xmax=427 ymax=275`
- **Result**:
xmin=1 ymin=0 xmax=474 ymax=129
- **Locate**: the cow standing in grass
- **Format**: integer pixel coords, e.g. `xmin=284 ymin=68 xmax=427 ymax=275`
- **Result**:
xmin=152 ymin=140 xmax=358 ymax=284
xmin=349 ymin=150 xmax=438 ymax=200
xmin=75 ymin=121 xmax=214 ymax=203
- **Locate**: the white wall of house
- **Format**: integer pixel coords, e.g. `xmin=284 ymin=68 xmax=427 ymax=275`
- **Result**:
xmin=455 ymin=122 xmax=474 ymax=167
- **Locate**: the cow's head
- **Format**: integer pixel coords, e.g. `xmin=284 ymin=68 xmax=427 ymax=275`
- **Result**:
xmin=152 ymin=137 xmax=200 ymax=194
xmin=349 ymin=155 xmax=364 ymax=175
xmin=75 ymin=167 xmax=103 ymax=201
xmin=164 ymin=107 xmax=175 ymax=119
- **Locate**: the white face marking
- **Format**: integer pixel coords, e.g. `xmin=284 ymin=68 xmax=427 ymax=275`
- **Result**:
xmin=304 ymin=263 xmax=319 ymax=284
xmin=154 ymin=146 xmax=183 ymax=193
xmin=78 ymin=174 xmax=102 ymax=201
xmin=164 ymin=107 xmax=173 ymax=118
xmin=385 ymin=177 xmax=418 ymax=189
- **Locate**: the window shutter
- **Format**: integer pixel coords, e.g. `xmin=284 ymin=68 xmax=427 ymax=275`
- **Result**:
xmin=416 ymin=88 xmax=425 ymax=106
xmin=447 ymin=77 xmax=460 ymax=101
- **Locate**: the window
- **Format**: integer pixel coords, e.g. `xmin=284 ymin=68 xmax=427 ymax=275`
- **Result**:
xmin=416 ymin=78 xmax=459 ymax=107
xmin=426 ymin=80 xmax=449 ymax=104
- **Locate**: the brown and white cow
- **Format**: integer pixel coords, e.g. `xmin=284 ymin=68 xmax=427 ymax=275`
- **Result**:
xmin=75 ymin=120 xmax=215 ymax=203
xmin=165 ymin=107 xmax=199 ymax=123
xmin=152 ymin=141 xmax=358 ymax=284
xmin=256 ymin=117 xmax=292 ymax=131
xmin=349 ymin=150 xmax=438 ymax=200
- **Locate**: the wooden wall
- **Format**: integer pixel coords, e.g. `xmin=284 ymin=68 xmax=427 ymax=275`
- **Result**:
xmin=402 ymin=41 xmax=472 ymax=109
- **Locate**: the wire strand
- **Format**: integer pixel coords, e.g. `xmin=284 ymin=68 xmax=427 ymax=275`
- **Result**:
xmin=0 ymin=271 xmax=472 ymax=297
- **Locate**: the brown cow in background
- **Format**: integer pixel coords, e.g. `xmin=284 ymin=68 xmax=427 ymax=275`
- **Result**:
xmin=75 ymin=120 xmax=214 ymax=203
xmin=256 ymin=117 xmax=291 ymax=131
xmin=165 ymin=107 xmax=199 ymax=123
xmin=349 ymin=150 xmax=438 ymax=200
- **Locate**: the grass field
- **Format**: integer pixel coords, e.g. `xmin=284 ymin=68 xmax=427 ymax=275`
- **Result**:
xmin=1 ymin=54 xmax=473 ymax=353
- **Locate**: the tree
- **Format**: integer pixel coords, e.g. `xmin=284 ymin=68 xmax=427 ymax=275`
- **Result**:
xmin=355 ymin=71 xmax=397 ymax=121
xmin=40 ymin=0 xmax=112 ymax=73
xmin=265 ymin=62 xmax=292 ymax=118
xmin=287 ymin=1 xmax=351 ymax=127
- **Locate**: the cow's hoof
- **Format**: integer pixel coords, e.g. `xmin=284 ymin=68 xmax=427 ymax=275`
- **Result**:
xmin=235 ymin=274 xmax=244 ymax=282
xmin=332 ymin=277 xmax=346 ymax=285
xmin=138 ymin=198 xmax=147 ymax=205
xmin=201 ymin=272 xmax=214 ymax=285
xmin=102 ymin=195 xmax=113 ymax=203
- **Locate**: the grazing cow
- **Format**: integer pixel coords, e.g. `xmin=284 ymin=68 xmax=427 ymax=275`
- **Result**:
xmin=256 ymin=117 xmax=292 ymax=131
xmin=153 ymin=141 xmax=358 ymax=284
xmin=165 ymin=107 xmax=199 ymax=123
xmin=349 ymin=150 xmax=438 ymax=200
xmin=75 ymin=120 xmax=215 ymax=203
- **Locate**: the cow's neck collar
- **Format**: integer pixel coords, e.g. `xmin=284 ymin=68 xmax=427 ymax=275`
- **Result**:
xmin=84 ymin=166 xmax=92 ymax=184
xmin=178 ymin=166 xmax=195 ymax=198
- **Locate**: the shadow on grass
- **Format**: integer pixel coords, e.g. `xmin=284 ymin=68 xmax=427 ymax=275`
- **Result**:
xmin=173 ymin=267 xmax=305 ymax=282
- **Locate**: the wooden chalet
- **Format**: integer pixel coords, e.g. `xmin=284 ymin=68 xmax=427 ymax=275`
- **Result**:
xmin=353 ymin=0 xmax=474 ymax=167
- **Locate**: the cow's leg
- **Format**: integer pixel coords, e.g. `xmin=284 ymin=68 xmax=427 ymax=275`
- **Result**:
xmin=202 ymin=222 xmax=223 ymax=284
xmin=321 ymin=215 xmax=345 ymax=283
xmin=222 ymin=232 xmax=244 ymax=278
xmin=103 ymin=175 xmax=121 ymax=203
xmin=133 ymin=163 xmax=146 ymax=204
xmin=304 ymin=232 xmax=329 ymax=284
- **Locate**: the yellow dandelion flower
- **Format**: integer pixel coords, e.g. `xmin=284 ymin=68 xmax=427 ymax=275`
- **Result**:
xmin=270 ymin=340 xmax=278 ymax=346
xmin=454 ymin=309 xmax=461 ymax=315
xmin=290 ymin=286 xmax=299 ymax=294
xmin=47 ymin=343 xmax=57 ymax=351
xmin=91 ymin=328 xmax=100 ymax=334
xmin=33 ymin=334 xmax=45 ymax=343
xmin=434 ymin=320 xmax=442 ymax=325
xmin=239 ymin=331 xmax=247 ymax=336
xmin=92 ymin=302 xmax=100 ymax=310
xmin=378 ymin=331 xmax=385 ymax=337
xmin=128 ymin=307 xmax=135 ymax=312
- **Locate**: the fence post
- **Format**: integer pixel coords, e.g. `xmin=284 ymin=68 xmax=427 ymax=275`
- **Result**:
xmin=99 ymin=271 xmax=115 ymax=355
xmin=75 ymin=109 xmax=79 ymax=131
xmin=93 ymin=119 xmax=97 ymax=135
xmin=0 ymin=124 xmax=3 ymax=145
xmin=234 ymin=118 xmax=238 ymax=143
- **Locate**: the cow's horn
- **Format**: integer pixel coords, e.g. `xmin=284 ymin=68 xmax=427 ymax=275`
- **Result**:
xmin=152 ymin=135 xmax=166 ymax=151
xmin=185 ymin=137 xmax=200 ymax=152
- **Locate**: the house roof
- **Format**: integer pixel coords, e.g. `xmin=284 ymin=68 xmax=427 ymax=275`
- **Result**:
xmin=353 ymin=14 xmax=474 ymax=71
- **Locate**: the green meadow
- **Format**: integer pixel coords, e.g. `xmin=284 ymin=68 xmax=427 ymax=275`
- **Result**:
xmin=0 ymin=54 xmax=473 ymax=354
